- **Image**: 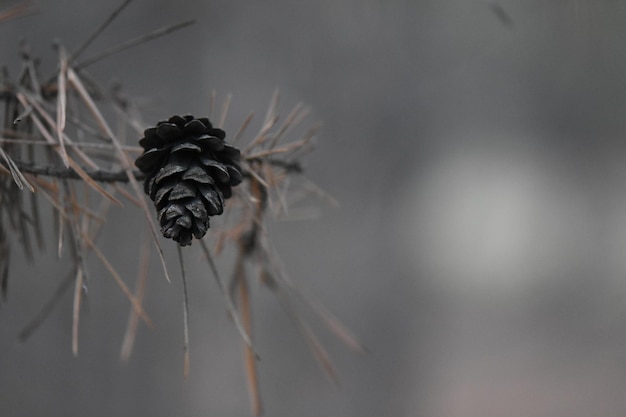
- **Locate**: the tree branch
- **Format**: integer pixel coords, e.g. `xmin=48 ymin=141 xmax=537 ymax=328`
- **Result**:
xmin=4 ymin=157 xmax=302 ymax=184
xmin=8 ymin=159 xmax=145 ymax=182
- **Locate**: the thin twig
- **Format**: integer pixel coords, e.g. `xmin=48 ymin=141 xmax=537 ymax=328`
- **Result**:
xmin=7 ymin=159 xmax=143 ymax=182
xmin=0 ymin=136 xmax=142 ymax=153
xmin=2 ymin=157 xmax=297 ymax=184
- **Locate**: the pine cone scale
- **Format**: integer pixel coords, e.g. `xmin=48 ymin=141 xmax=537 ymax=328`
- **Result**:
xmin=158 ymin=122 xmax=185 ymax=139
xmin=181 ymin=165 xmax=213 ymax=183
xmin=172 ymin=142 xmax=202 ymax=153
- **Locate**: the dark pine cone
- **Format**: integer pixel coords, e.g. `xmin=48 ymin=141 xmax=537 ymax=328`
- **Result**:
xmin=135 ymin=115 xmax=243 ymax=246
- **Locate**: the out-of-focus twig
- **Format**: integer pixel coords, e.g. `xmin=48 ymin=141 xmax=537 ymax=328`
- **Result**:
xmin=74 ymin=20 xmax=196 ymax=70
xmin=69 ymin=0 xmax=134 ymax=63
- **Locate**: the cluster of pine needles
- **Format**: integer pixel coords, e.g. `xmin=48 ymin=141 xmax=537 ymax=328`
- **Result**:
xmin=0 ymin=1 xmax=361 ymax=415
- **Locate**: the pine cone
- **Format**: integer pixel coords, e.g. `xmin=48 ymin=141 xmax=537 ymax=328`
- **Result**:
xmin=135 ymin=115 xmax=243 ymax=246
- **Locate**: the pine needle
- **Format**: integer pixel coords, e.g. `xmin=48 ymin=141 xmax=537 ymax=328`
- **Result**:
xmin=82 ymin=234 xmax=153 ymax=328
xmin=55 ymin=46 xmax=69 ymax=168
xmin=67 ymin=158 xmax=123 ymax=206
xmin=243 ymin=115 xmax=279 ymax=154
xmin=260 ymin=234 xmax=364 ymax=353
xmin=244 ymin=165 xmax=269 ymax=190
xmin=238 ymin=271 xmax=262 ymax=417
xmin=263 ymin=90 xmax=280 ymax=126
xmin=0 ymin=1 xmax=37 ymax=23
xmin=69 ymin=0 xmax=134 ymax=63
xmin=74 ymin=20 xmax=196 ymax=70
xmin=302 ymin=177 xmax=339 ymax=208
xmin=301 ymin=320 xmax=338 ymax=384
xmin=120 ymin=225 xmax=151 ymax=361
xmin=209 ymin=90 xmax=216 ymax=121
xmin=278 ymin=290 xmax=338 ymax=384
xmin=13 ymin=104 xmax=33 ymax=125
xmin=56 ymin=191 xmax=65 ymax=258
xmin=71 ymin=266 xmax=84 ymax=356
xmin=268 ymin=102 xmax=307 ymax=149
xmin=177 ymin=245 xmax=190 ymax=379
xmin=17 ymin=271 xmax=75 ymax=342
xmin=114 ymin=184 xmax=142 ymax=206
xmin=0 ymin=146 xmax=34 ymax=192
xmin=232 ymin=113 xmax=254 ymax=145
xmin=217 ymin=93 xmax=232 ymax=129
xmin=199 ymin=240 xmax=259 ymax=357
xmin=0 ymin=243 xmax=9 ymax=301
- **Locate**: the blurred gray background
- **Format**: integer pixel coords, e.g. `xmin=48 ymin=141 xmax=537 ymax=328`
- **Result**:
xmin=2 ymin=1 xmax=626 ymax=416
